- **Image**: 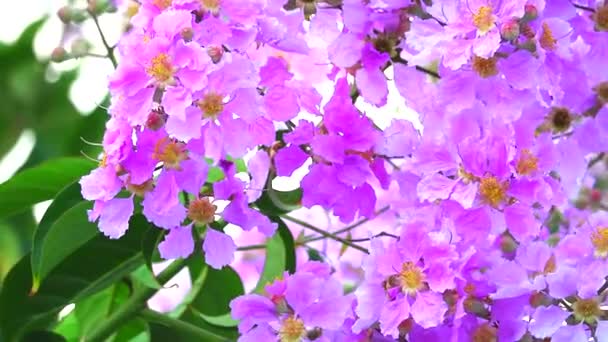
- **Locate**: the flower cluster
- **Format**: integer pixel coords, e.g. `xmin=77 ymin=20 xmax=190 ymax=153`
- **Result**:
xmin=78 ymin=0 xmax=608 ymax=340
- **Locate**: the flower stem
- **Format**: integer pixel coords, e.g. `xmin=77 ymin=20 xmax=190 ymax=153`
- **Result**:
xmin=84 ymin=258 xmax=188 ymax=341
xmin=139 ymin=309 xmax=226 ymax=341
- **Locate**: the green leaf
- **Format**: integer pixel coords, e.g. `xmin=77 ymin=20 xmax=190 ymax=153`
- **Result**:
xmin=253 ymin=218 xmax=296 ymax=293
xmin=0 ymin=157 xmax=94 ymax=219
xmin=194 ymin=313 xmax=237 ymax=328
xmin=74 ymin=282 xmax=130 ymax=337
xmin=111 ymin=318 xmax=150 ymax=342
xmin=53 ymin=310 xmax=80 ymax=341
xmin=0 ymin=214 xmax=157 ymax=341
xmin=31 ymin=183 xmax=97 ymax=292
xmin=191 ymin=267 xmax=244 ymax=316
xmin=254 ymin=172 xmax=302 ymax=215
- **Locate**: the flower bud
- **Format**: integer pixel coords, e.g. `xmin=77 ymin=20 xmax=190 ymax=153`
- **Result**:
xmin=522 ymin=4 xmax=538 ymax=22
xmin=71 ymin=9 xmax=89 ymax=23
xmin=207 ymin=45 xmax=224 ymax=64
xmin=594 ymin=81 xmax=608 ymax=104
xmin=57 ymin=6 xmax=73 ymax=23
xmin=51 ymin=47 xmax=70 ymax=63
xmin=70 ymin=38 xmax=91 ymax=58
xmin=498 ymin=233 xmax=518 ymax=254
xmin=529 ymin=291 xmax=551 ymax=308
xmin=500 ymin=19 xmax=520 ymax=41
xmin=88 ymin=0 xmax=114 ymax=15
xmin=146 ymin=110 xmax=166 ymax=130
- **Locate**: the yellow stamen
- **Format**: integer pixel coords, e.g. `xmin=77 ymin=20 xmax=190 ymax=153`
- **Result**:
xmin=152 ymin=137 xmax=187 ymax=169
xmin=540 ymin=22 xmax=557 ymax=51
xmin=279 ymin=316 xmax=305 ymax=342
xmin=146 ymin=53 xmax=175 ymax=84
xmin=188 ymin=198 xmax=217 ymax=224
xmin=200 ymin=0 xmax=220 ymax=14
xmin=515 ymin=149 xmax=539 ymax=176
xmin=573 ymin=298 xmax=602 ymax=323
xmin=472 ymin=56 xmax=498 ymax=78
xmin=479 ymin=176 xmax=506 ymax=207
xmin=197 ymin=92 xmax=224 ymax=119
xmin=591 ymin=227 xmax=608 ymax=257
xmin=399 ymin=262 xmax=425 ymax=295
xmin=473 ymin=6 xmax=495 ymax=34
xmin=152 ymin=0 xmax=172 ymax=10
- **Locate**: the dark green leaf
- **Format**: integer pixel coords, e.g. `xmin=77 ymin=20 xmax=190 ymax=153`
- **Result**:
xmin=0 ymin=214 xmax=157 ymax=341
xmin=31 ymin=182 xmax=97 ymax=291
xmin=255 ymin=184 xmax=302 ymax=215
xmin=111 ymin=318 xmax=150 ymax=342
xmin=74 ymin=282 xmax=130 ymax=337
xmin=0 ymin=158 xmax=94 ymax=219
xmin=253 ymin=217 xmax=296 ymax=293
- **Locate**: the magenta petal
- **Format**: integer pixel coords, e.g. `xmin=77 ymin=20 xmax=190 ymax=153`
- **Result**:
xmin=98 ymin=197 xmax=134 ymax=239
xmin=203 ymin=229 xmax=236 ymax=269
xmin=379 ymin=297 xmax=410 ymax=339
xmin=274 ymin=145 xmax=309 ymax=177
xmin=529 ymin=306 xmax=570 ymax=338
xmin=158 ymin=225 xmax=194 ymax=259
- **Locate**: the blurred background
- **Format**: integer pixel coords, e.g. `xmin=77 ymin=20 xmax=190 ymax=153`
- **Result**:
xmin=0 ymin=0 xmax=120 ymax=283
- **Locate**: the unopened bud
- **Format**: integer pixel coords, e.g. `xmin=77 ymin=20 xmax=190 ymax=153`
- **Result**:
xmin=57 ymin=6 xmax=73 ymax=23
xmin=180 ymin=27 xmax=193 ymax=42
xmin=518 ymin=39 xmax=537 ymax=54
xmin=206 ymin=45 xmax=223 ymax=64
xmin=591 ymin=189 xmax=603 ymax=204
xmin=306 ymin=328 xmax=322 ymax=340
xmin=51 ymin=47 xmax=70 ymax=63
xmin=88 ymin=0 xmax=116 ymax=15
xmin=500 ymin=19 xmax=520 ymax=41
xmin=499 ymin=233 xmax=518 ymax=254
xmin=529 ymin=291 xmax=551 ymax=308
xmin=522 ymin=4 xmax=538 ymax=22
xmin=145 ymin=110 xmax=166 ymax=130
xmin=70 ymin=39 xmax=90 ymax=58
xmin=70 ymin=9 xmax=89 ymax=23
xmin=464 ymin=297 xmax=490 ymax=319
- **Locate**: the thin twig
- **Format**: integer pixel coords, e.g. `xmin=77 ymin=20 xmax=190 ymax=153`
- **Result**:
xmin=90 ymin=13 xmax=117 ymax=67
xmin=301 ymin=205 xmax=391 ymax=244
xmin=589 ymin=153 xmax=606 ymax=168
xmin=281 ymin=214 xmax=369 ymax=253
xmin=347 ymin=231 xmax=399 ymax=243
xmin=571 ymin=2 xmax=596 ymax=12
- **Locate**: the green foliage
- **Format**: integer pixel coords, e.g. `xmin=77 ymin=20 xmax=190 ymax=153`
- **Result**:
xmin=0 ymin=158 xmax=94 ymax=219
xmin=254 ymin=217 xmax=296 ymax=293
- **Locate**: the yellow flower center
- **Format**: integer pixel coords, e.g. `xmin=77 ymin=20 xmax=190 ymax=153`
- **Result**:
xmin=152 ymin=137 xmax=187 ymax=169
xmin=126 ymin=0 xmax=140 ymax=18
xmin=279 ymin=316 xmax=305 ymax=342
xmin=591 ymin=227 xmax=608 ymax=257
xmin=472 ymin=323 xmax=497 ymax=342
xmin=540 ymin=22 xmax=557 ymax=51
xmin=473 ymin=6 xmax=495 ymax=34
xmin=126 ymin=178 xmax=154 ymax=197
xmin=200 ymin=0 xmax=220 ymax=14
xmin=197 ymin=92 xmax=224 ymax=119
xmin=516 ymin=149 xmax=539 ymax=176
xmin=147 ymin=53 xmax=175 ymax=85
xmin=593 ymin=5 xmax=608 ymax=31
xmin=152 ymin=0 xmax=172 ymax=10
xmin=479 ymin=176 xmax=506 ymax=207
xmin=188 ymin=198 xmax=217 ymax=224
xmin=399 ymin=262 xmax=425 ymax=295
xmin=573 ymin=298 xmax=602 ymax=323
xmin=472 ymin=56 xmax=498 ymax=78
